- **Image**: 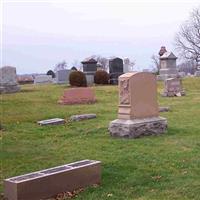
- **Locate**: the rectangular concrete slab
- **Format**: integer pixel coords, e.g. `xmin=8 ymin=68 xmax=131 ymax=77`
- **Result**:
xmin=4 ymin=159 xmax=101 ymax=200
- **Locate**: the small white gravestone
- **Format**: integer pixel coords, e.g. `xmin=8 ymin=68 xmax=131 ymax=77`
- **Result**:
xmin=34 ymin=75 xmax=53 ymax=84
xmin=0 ymin=66 xmax=20 ymax=93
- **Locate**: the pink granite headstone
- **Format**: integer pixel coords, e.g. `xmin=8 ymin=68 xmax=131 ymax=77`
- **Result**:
xmin=58 ymin=87 xmax=96 ymax=105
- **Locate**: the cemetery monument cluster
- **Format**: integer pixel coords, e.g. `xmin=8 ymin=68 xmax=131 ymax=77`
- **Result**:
xmin=81 ymin=56 xmax=130 ymax=85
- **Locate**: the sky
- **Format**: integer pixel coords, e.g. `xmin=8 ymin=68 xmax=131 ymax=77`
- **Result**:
xmin=1 ymin=0 xmax=200 ymax=74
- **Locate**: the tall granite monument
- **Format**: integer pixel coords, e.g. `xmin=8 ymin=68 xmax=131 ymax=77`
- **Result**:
xmin=109 ymin=72 xmax=167 ymax=138
xmin=109 ymin=57 xmax=124 ymax=84
xmin=81 ymin=58 xmax=97 ymax=85
xmin=0 ymin=66 xmax=20 ymax=93
xmin=157 ymin=46 xmax=178 ymax=80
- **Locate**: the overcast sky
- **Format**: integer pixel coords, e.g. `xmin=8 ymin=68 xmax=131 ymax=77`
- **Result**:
xmin=2 ymin=0 xmax=200 ymax=74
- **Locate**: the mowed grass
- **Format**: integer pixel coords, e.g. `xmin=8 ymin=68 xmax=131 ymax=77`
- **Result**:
xmin=1 ymin=77 xmax=200 ymax=200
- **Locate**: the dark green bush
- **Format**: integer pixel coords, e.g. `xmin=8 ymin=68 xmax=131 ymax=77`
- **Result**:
xmin=94 ymin=70 xmax=109 ymax=84
xmin=47 ymin=70 xmax=55 ymax=78
xmin=69 ymin=71 xmax=87 ymax=87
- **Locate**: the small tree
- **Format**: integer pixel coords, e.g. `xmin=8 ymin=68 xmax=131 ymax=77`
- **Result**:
xmin=47 ymin=70 xmax=55 ymax=78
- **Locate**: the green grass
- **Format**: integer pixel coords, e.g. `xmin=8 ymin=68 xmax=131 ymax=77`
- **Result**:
xmin=1 ymin=78 xmax=200 ymax=200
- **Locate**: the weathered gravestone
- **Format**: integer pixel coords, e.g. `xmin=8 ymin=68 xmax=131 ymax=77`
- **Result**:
xmin=157 ymin=47 xmax=178 ymax=80
xmin=34 ymin=75 xmax=53 ymax=84
xmin=81 ymin=58 xmax=97 ymax=85
xmin=162 ymin=78 xmax=185 ymax=97
xmin=109 ymin=72 xmax=167 ymax=138
xmin=109 ymin=57 xmax=124 ymax=84
xmin=58 ymin=88 xmax=96 ymax=105
xmin=55 ymin=69 xmax=71 ymax=84
xmin=0 ymin=66 xmax=20 ymax=94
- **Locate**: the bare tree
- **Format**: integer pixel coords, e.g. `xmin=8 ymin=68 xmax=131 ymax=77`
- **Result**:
xmin=91 ymin=55 xmax=109 ymax=70
xmin=124 ymin=57 xmax=135 ymax=71
xmin=72 ymin=59 xmax=82 ymax=70
xmin=54 ymin=60 xmax=68 ymax=72
xmin=151 ymin=54 xmax=160 ymax=72
xmin=177 ymin=59 xmax=196 ymax=75
xmin=175 ymin=7 xmax=200 ymax=70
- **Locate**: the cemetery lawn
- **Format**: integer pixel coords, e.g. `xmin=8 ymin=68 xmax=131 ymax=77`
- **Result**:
xmin=1 ymin=77 xmax=200 ymax=200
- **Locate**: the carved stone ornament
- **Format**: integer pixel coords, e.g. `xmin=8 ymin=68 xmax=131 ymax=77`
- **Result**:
xmin=119 ymin=79 xmax=130 ymax=104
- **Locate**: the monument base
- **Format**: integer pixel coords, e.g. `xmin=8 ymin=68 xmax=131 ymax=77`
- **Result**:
xmin=157 ymin=74 xmax=178 ymax=81
xmin=162 ymin=90 xmax=185 ymax=97
xmin=0 ymin=84 xmax=20 ymax=94
xmin=109 ymin=117 xmax=167 ymax=138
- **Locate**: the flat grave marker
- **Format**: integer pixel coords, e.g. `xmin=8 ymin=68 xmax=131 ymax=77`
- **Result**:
xmin=37 ymin=118 xmax=65 ymax=126
xmin=4 ymin=159 xmax=101 ymax=200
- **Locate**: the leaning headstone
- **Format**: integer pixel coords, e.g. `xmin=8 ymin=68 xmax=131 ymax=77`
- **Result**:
xmin=109 ymin=72 xmax=167 ymax=138
xmin=70 ymin=114 xmax=96 ymax=121
xmin=37 ymin=118 xmax=65 ymax=126
xmin=162 ymin=78 xmax=185 ymax=97
xmin=157 ymin=47 xmax=178 ymax=80
xmin=109 ymin=57 xmax=124 ymax=84
xmin=0 ymin=66 xmax=20 ymax=93
xmin=81 ymin=58 xmax=97 ymax=85
xmin=34 ymin=75 xmax=53 ymax=84
xmin=58 ymin=88 xmax=96 ymax=105
xmin=55 ymin=69 xmax=71 ymax=84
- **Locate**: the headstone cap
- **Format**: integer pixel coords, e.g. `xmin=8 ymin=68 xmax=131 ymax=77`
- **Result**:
xmin=160 ymin=52 xmax=177 ymax=59
xmin=119 ymin=72 xmax=154 ymax=78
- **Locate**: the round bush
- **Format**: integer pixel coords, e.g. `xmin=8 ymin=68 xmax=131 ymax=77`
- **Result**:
xmin=69 ymin=71 xmax=87 ymax=87
xmin=47 ymin=70 xmax=55 ymax=78
xmin=94 ymin=70 xmax=109 ymax=84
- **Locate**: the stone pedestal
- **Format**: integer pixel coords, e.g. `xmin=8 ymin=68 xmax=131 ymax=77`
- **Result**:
xmin=0 ymin=84 xmax=20 ymax=94
xmin=109 ymin=117 xmax=167 ymax=138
